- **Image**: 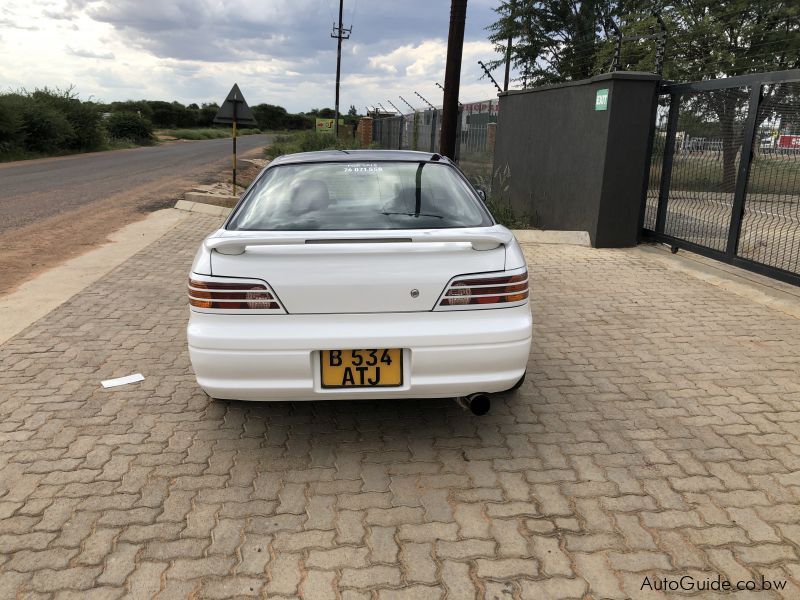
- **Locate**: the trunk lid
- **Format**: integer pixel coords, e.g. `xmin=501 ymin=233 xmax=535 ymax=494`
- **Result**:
xmin=209 ymin=233 xmax=506 ymax=314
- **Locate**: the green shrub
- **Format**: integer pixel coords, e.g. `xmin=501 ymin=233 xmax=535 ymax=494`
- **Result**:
xmin=0 ymin=98 xmax=24 ymax=154
xmin=21 ymin=104 xmax=73 ymax=153
xmin=29 ymin=88 xmax=104 ymax=151
xmin=63 ymin=101 xmax=104 ymax=150
xmin=106 ymin=112 xmax=154 ymax=144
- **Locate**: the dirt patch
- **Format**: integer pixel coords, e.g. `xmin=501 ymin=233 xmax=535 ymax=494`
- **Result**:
xmin=0 ymin=147 xmax=264 ymax=297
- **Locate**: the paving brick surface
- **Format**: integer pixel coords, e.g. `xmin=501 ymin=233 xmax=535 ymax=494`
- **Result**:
xmin=1 ymin=212 xmax=800 ymax=598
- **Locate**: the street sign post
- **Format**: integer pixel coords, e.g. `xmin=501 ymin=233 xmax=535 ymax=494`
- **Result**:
xmin=213 ymin=84 xmax=258 ymax=194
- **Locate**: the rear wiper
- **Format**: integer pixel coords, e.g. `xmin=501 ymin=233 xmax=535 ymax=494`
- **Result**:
xmin=381 ymin=211 xmax=444 ymax=219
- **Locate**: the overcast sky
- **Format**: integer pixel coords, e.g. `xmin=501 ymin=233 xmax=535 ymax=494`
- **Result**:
xmin=0 ymin=0 xmax=512 ymax=113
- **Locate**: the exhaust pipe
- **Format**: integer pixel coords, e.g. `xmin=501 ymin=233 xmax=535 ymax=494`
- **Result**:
xmin=456 ymin=393 xmax=491 ymax=416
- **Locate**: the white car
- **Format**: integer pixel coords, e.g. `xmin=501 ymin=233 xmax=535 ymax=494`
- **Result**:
xmin=187 ymin=150 xmax=531 ymax=414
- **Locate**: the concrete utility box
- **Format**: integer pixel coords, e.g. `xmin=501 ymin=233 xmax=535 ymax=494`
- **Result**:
xmin=494 ymin=72 xmax=660 ymax=247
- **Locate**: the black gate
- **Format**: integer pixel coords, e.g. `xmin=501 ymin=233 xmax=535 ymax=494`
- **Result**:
xmin=642 ymin=70 xmax=800 ymax=286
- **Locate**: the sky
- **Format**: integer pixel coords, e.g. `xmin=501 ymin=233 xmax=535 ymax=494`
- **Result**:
xmin=0 ymin=0 xmax=513 ymax=113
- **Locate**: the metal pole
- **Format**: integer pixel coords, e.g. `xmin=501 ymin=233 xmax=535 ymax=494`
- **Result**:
xmin=655 ymin=93 xmax=681 ymax=234
xmin=440 ymin=0 xmax=468 ymax=159
xmin=399 ymin=96 xmax=415 ymax=112
xmin=398 ymin=115 xmax=403 ymax=149
xmin=414 ymin=91 xmax=436 ymax=111
xmin=503 ymin=0 xmax=516 ymax=91
xmin=430 ymin=110 xmax=437 ymax=153
xmin=232 ymin=101 xmax=237 ymax=195
xmin=478 ymin=61 xmax=503 ymax=94
xmin=637 ymin=84 xmax=662 ymax=240
xmin=726 ymin=86 xmax=762 ymax=257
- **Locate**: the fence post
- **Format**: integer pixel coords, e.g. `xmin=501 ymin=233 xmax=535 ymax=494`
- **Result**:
xmin=454 ymin=105 xmax=463 ymax=162
xmin=655 ymin=93 xmax=681 ymax=234
xmin=637 ymin=83 xmax=663 ymax=240
xmin=413 ymin=112 xmax=419 ymax=151
xmin=725 ymin=85 xmax=762 ymax=257
xmin=430 ymin=110 xmax=437 ymax=153
xmin=398 ymin=116 xmax=403 ymax=149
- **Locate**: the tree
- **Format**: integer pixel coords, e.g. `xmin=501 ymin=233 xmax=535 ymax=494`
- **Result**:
xmin=307 ymin=108 xmax=336 ymax=119
xmin=486 ymin=0 xmax=618 ymax=87
xmin=487 ymin=1 xmax=800 ymax=87
xmin=106 ymin=112 xmax=154 ymax=144
xmin=487 ymin=0 xmax=800 ymax=189
xmin=252 ymin=103 xmax=289 ymax=130
xmin=110 ymin=100 xmax=153 ymax=120
xmin=661 ymin=0 xmax=800 ymax=190
xmin=347 ymin=105 xmax=358 ymax=117
xmin=198 ymin=103 xmax=219 ymax=127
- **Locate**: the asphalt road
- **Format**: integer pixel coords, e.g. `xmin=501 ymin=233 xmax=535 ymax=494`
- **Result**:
xmin=0 ymin=134 xmax=271 ymax=235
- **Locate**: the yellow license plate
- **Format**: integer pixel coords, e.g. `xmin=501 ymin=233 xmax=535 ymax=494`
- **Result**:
xmin=320 ymin=349 xmax=403 ymax=388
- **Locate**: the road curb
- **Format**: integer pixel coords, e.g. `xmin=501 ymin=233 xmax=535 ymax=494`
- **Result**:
xmin=512 ymin=229 xmax=591 ymax=246
xmin=175 ymin=199 xmax=232 ymax=217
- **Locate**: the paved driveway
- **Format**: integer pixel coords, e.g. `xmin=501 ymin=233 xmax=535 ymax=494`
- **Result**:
xmin=1 ymin=213 xmax=799 ymax=599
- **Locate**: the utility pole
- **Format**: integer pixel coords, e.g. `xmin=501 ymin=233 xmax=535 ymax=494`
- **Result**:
xmin=503 ymin=0 xmax=516 ymax=91
xmin=331 ymin=0 xmax=351 ymax=139
xmin=440 ymin=0 xmax=467 ymax=160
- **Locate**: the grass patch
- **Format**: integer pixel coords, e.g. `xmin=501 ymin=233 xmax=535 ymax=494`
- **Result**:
xmin=650 ymin=152 xmax=800 ymax=196
xmin=160 ymin=127 xmax=262 ymax=140
xmin=265 ymin=130 xmax=361 ymax=158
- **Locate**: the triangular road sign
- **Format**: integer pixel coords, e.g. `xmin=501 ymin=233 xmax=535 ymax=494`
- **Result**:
xmin=213 ymin=83 xmax=258 ymax=125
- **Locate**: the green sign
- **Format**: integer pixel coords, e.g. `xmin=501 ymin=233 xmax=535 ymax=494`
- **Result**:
xmin=595 ymin=88 xmax=609 ymax=111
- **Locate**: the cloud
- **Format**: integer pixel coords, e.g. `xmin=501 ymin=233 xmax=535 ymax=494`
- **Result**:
xmin=0 ymin=17 xmax=38 ymax=30
xmin=66 ymin=45 xmax=114 ymax=59
xmin=0 ymin=0 xmax=514 ymax=112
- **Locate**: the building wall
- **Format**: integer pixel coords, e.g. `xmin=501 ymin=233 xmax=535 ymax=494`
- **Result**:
xmin=494 ymin=72 xmax=660 ymax=247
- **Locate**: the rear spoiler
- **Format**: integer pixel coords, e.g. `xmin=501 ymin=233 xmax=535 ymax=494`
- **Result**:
xmin=206 ymin=231 xmax=513 ymax=254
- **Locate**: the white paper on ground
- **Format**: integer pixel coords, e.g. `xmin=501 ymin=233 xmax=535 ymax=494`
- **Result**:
xmin=101 ymin=373 xmax=145 ymax=388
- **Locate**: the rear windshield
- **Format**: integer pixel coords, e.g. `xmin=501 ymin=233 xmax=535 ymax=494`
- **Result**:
xmin=227 ymin=161 xmax=493 ymax=231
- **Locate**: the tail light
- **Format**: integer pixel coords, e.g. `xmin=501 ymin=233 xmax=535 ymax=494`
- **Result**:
xmin=436 ymin=268 xmax=529 ymax=310
xmin=188 ymin=275 xmax=285 ymax=313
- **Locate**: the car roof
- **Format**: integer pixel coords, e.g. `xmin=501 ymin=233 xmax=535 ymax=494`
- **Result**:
xmin=268 ymin=149 xmax=454 ymax=166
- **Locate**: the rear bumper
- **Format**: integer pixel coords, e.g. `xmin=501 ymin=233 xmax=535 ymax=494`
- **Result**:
xmin=187 ymin=305 xmax=532 ymax=401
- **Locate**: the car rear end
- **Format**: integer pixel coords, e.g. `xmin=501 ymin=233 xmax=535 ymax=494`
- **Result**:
xmin=187 ymin=151 xmax=532 ymax=401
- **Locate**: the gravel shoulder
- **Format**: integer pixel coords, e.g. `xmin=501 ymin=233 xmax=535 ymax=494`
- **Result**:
xmin=0 ymin=136 xmax=270 ymax=296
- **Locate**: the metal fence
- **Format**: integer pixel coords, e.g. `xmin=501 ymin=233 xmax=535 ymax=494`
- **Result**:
xmin=643 ymin=70 xmax=800 ymax=286
xmin=372 ymin=98 xmax=499 ymax=183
